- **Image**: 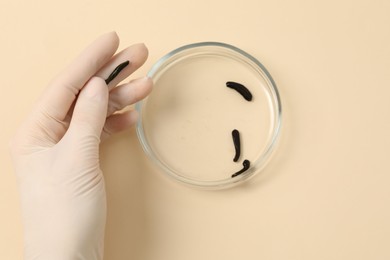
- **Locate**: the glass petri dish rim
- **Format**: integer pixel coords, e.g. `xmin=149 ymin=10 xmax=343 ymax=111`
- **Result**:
xmin=135 ymin=42 xmax=282 ymax=189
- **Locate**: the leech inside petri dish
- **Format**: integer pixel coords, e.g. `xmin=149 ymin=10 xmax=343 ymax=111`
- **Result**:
xmin=226 ymin=81 xmax=253 ymax=101
xmin=231 ymin=159 xmax=251 ymax=178
xmin=232 ymin=129 xmax=241 ymax=162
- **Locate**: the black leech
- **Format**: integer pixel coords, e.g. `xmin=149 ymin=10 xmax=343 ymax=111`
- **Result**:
xmin=231 ymin=160 xmax=250 ymax=178
xmin=105 ymin=60 xmax=130 ymax=85
xmin=226 ymin=81 xmax=253 ymax=101
xmin=232 ymin=129 xmax=241 ymax=162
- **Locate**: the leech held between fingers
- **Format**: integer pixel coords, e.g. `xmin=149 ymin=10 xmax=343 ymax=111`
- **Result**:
xmin=105 ymin=60 xmax=130 ymax=85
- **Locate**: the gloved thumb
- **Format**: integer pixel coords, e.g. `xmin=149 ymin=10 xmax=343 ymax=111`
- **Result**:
xmin=66 ymin=76 xmax=108 ymax=142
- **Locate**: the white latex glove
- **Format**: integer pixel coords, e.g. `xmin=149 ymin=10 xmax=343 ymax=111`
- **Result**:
xmin=9 ymin=32 xmax=153 ymax=260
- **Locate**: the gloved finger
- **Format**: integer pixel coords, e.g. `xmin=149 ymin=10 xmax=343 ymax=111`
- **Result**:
xmin=65 ymin=43 xmax=149 ymax=123
xmin=39 ymin=32 xmax=119 ymax=122
xmin=106 ymin=76 xmax=153 ymax=116
xmin=101 ymin=110 xmax=138 ymax=141
xmin=66 ymin=77 xmax=109 ymax=141
xmin=95 ymin=43 xmax=149 ymax=90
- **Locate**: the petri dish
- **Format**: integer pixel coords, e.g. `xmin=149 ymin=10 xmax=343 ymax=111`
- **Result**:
xmin=136 ymin=42 xmax=281 ymax=189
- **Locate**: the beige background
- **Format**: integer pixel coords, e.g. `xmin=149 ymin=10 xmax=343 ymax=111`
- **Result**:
xmin=1 ymin=0 xmax=390 ymax=259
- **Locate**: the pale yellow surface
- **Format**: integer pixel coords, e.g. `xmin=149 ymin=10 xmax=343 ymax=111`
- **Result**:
xmin=1 ymin=0 xmax=390 ymax=259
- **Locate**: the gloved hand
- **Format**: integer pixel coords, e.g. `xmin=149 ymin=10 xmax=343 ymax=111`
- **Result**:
xmin=9 ymin=32 xmax=153 ymax=260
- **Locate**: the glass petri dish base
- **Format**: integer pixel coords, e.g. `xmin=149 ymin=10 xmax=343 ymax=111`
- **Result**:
xmin=136 ymin=42 xmax=281 ymax=189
